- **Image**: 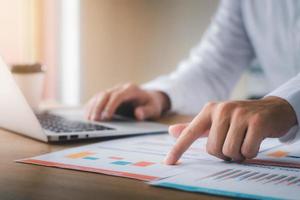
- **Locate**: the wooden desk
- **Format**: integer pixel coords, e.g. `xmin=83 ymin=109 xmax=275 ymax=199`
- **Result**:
xmin=0 ymin=114 xmax=229 ymax=200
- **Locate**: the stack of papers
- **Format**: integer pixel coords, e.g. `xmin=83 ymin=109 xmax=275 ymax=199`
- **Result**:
xmin=17 ymin=134 xmax=300 ymax=199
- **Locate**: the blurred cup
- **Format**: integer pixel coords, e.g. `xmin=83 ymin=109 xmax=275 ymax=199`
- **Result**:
xmin=11 ymin=63 xmax=45 ymax=111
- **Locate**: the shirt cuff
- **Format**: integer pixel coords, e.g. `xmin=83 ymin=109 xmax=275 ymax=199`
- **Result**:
xmin=278 ymin=125 xmax=300 ymax=144
xmin=142 ymin=76 xmax=184 ymax=114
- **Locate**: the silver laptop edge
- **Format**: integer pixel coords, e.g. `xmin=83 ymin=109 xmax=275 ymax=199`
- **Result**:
xmin=0 ymin=58 xmax=168 ymax=142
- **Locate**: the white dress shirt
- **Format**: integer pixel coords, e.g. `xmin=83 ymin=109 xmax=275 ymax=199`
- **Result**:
xmin=143 ymin=0 xmax=300 ymax=142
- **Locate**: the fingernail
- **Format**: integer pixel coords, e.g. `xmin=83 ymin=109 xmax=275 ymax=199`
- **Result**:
xmin=168 ymin=125 xmax=176 ymax=134
xmin=164 ymin=152 xmax=175 ymax=165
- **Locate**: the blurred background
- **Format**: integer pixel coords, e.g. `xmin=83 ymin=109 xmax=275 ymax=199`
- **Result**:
xmin=0 ymin=0 xmax=268 ymax=107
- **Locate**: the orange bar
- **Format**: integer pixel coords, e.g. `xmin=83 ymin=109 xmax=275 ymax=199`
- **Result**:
xmin=109 ymin=156 xmax=123 ymax=160
xmin=267 ymin=150 xmax=288 ymax=158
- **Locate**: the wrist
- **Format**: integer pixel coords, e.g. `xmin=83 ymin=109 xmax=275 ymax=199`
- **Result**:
xmin=151 ymin=91 xmax=171 ymax=114
xmin=263 ymin=96 xmax=298 ymax=127
xmin=159 ymin=91 xmax=171 ymax=113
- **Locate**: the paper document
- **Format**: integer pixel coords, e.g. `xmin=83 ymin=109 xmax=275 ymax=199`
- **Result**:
xmin=248 ymin=141 xmax=300 ymax=168
xmin=18 ymin=134 xmax=282 ymax=181
xmin=17 ymin=133 xmax=298 ymax=199
xmin=151 ymin=161 xmax=300 ymax=200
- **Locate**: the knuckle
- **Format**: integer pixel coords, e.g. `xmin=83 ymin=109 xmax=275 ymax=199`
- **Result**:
xmin=203 ymin=101 xmax=217 ymax=111
xmin=222 ymin=144 xmax=241 ymax=160
xmin=217 ymin=102 xmax=228 ymax=110
xmin=211 ymin=102 xmax=232 ymax=121
xmin=102 ymin=90 xmax=110 ymax=96
xmin=186 ymin=125 xmax=197 ymax=135
xmin=241 ymin=144 xmax=258 ymax=159
xmin=216 ymin=102 xmax=235 ymax=115
xmin=106 ymin=87 xmax=116 ymax=93
xmin=96 ymin=91 xmax=110 ymax=100
xmin=94 ymin=94 xmax=106 ymax=105
xmin=250 ymin=114 xmax=264 ymax=127
xmin=181 ymin=126 xmax=199 ymax=140
xmin=232 ymin=107 xmax=247 ymax=118
xmin=206 ymin=142 xmax=221 ymax=157
xmin=123 ymin=82 xmax=136 ymax=90
xmin=110 ymin=91 xmax=122 ymax=100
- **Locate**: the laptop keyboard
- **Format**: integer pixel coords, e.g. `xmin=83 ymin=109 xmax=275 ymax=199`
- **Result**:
xmin=36 ymin=113 xmax=115 ymax=133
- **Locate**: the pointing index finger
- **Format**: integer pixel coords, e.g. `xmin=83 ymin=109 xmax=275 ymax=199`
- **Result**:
xmin=165 ymin=112 xmax=212 ymax=165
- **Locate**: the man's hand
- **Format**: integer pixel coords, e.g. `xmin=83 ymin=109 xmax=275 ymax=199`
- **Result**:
xmin=85 ymin=83 xmax=170 ymax=121
xmin=165 ymin=96 xmax=297 ymax=164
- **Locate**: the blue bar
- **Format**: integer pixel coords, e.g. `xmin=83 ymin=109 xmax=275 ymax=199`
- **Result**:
xmin=83 ymin=157 xmax=99 ymax=160
xmin=111 ymin=161 xmax=132 ymax=165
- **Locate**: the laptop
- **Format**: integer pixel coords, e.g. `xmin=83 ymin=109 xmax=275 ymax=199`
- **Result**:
xmin=0 ymin=58 xmax=168 ymax=142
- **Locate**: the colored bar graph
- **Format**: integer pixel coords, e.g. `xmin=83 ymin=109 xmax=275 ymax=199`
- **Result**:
xmin=198 ymin=167 xmax=300 ymax=188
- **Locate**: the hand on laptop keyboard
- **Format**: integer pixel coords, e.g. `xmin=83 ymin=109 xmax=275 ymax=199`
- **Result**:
xmin=85 ymin=83 xmax=171 ymax=121
xmin=36 ymin=113 xmax=114 ymax=133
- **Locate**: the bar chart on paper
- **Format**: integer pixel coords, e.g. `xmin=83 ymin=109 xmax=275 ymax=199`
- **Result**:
xmin=17 ymin=143 xmax=186 ymax=181
xmin=151 ymin=162 xmax=300 ymax=200
xmin=65 ymin=150 xmax=156 ymax=168
xmin=197 ymin=167 xmax=300 ymax=186
xmin=17 ymin=134 xmax=282 ymax=181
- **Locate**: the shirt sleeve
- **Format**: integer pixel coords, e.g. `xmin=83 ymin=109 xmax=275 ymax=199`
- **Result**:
xmin=143 ymin=0 xmax=255 ymax=115
xmin=266 ymin=74 xmax=300 ymax=143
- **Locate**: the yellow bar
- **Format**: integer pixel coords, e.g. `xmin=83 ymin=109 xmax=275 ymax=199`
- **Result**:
xmin=66 ymin=152 xmax=95 ymax=159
